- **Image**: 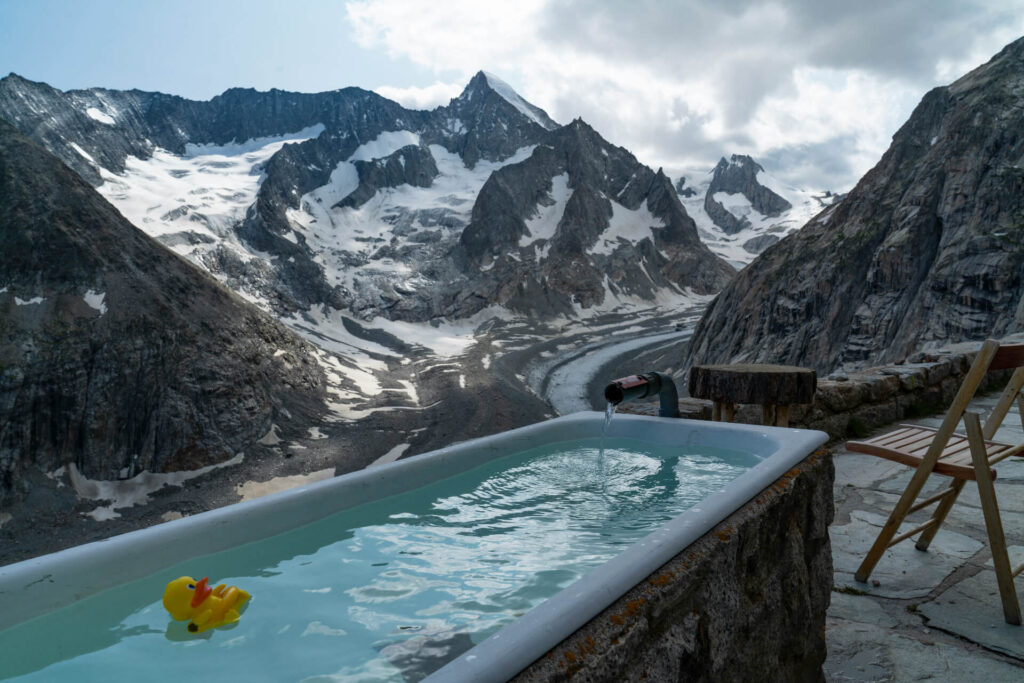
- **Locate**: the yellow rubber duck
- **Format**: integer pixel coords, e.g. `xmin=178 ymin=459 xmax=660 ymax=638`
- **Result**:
xmin=162 ymin=576 xmax=251 ymax=633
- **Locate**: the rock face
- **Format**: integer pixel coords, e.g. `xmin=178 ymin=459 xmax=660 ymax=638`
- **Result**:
xmin=454 ymin=120 xmax=734 ymax=317
xmin=686 ymin=37 xmax=1024 ymax=373
xmin=0 ymin=120 xmax=326 ymax=508
xmin=0 ymin=70 xmax=733 ymax=323
xmin=674 ymin=156 xmax=835 ymax=268
xmin=703 ymin=155 xmax=792 ymax=234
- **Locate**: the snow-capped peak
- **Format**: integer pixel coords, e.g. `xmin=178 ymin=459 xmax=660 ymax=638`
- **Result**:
xmin=479 ymin=71 xmax=559 ymax=130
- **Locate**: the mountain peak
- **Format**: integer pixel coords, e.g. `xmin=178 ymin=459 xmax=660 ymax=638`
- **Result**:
xmin=456 ymin=71 xmax=558 ymax=130
xmin=715 ymin=154 xmax=764 ymax=174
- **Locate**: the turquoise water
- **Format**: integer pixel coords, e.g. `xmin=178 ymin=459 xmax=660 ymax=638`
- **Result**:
xmin=0 ymin=438 xmax=758 ymax=682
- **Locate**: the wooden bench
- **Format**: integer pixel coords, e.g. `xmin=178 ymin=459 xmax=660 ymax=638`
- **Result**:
xmin=688 ymin=363 xmax=817 ymax=427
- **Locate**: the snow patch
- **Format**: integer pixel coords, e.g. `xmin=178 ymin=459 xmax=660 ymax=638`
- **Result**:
xmin=85 ymin=107 xmax=116 ymax=125
xmin=257 ymin=424 xmax=282 ymax=446
xmin=235 ymin=468 xmax=335 ymax=502
xmin=365 ymin=316 xmax=478 ymax=357
xmin=69 ymin=143 xmax=96 ymax=165
xmin=70 ymin=454 xmax=245 ymax=521
xmin=83 ymin=289 xmax=107 ymax=315
xmin=520 ymin=173 xmax=570 ymax=247
xmin=0 ymin=512 xmax=11 ymax=529
xmin=15 ymin=296 xmax=44 ymax=306
xmin=482 ymin=72 xmax=555 ymax=130
xmin=590 ymin=198 xmax=665 ymax=255
xmin=96 ymin=124 xmax=324 ymax=270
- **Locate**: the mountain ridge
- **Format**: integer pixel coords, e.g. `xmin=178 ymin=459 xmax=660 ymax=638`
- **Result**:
xmin=0 ymin=71 xmax=734 ymax=325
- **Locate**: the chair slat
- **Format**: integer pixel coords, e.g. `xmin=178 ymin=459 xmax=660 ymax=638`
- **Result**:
xmin=875 ymin=428 xmax=919 ymax=446
xmin=846 ymin=441 xmax=979 ymax=480
xmin=888 ymin=431 xmax=937 ymax=451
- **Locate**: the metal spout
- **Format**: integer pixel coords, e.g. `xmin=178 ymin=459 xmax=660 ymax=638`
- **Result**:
xmin=604 ymin=371 xmax=680 ymax=418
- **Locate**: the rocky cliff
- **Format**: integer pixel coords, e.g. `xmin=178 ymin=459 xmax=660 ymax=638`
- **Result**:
xmin=685 ymin=37 xmax=1024 ymax=373
xmin=0 ymin=120 xmax=326 ymax=509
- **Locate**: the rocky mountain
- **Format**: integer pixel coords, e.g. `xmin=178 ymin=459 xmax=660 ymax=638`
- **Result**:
xmin=0 ymin=71 xmax=733 ymax=327
xmin=0 ymin=119 xmax=326 ymax=510
xmin=673 ymin=156 xmax=838 ymax=267
xmin=685 ymin=37 xmax=1024 ymax=373
xmin=704 ymin=155 xmax=792 ymax=234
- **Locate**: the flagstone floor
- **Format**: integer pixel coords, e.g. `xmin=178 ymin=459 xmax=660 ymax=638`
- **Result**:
xmin=825 ymin=393 xmax=1024 ymax=680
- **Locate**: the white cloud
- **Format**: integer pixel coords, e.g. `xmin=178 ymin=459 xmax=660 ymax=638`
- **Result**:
xmin=374 ymin=81 xmax=463 ymax=110
xmin=345 ymin=0 xmax=1024 ymax=191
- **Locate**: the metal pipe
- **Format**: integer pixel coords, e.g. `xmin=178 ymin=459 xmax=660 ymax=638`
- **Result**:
xmin=604 ymin=372 xmax=680 ymax=418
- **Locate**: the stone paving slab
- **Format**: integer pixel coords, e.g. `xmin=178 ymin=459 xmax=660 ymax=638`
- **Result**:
xmin=826 ymin=390 xmax=1024 ymax=679
xmin=831 ymin=510 xmax=982 ymax=599
xmin=919 ymin=550 xmax=1024 ymax=659
xmin=825 ymin=594 xmax=1024 ymax=682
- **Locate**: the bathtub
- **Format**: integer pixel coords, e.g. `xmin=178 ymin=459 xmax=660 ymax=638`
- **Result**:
xmin=0 ymin=413 xmax=827 ymax=681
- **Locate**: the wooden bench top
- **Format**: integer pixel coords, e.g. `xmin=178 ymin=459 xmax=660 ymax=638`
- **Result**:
xmin=688 ymin=363 xmax=817 ymax=405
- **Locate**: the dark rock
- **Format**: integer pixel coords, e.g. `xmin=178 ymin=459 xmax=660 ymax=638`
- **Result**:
xmin=674 ymin=175 xmax=697 ymax=197
xmin=703 ymin=155 xmax=792 ymax=234
xmin=742 ymin=234 xmax=780 ymax=254
xmin=685 ymin=37 xmax=1024 ymax=373
xmin=0 ymin=120 xmax=326 ymax=510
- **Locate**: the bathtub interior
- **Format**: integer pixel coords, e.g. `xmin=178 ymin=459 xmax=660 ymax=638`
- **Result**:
xmin=0 ymin=414 xmax=827 ymax=682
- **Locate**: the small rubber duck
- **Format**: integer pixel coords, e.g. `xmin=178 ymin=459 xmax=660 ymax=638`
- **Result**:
xmin=162 ymin=576 xmax=251 ymax=633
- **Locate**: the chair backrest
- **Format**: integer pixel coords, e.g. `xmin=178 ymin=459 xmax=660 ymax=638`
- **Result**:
xmin=922 ymin=340 xmax=1002 ymax=465
xmin=988 ymin=344 xmax=1024 ymax=372
xmin=982 ymin=343 xmax=1024 ymax=439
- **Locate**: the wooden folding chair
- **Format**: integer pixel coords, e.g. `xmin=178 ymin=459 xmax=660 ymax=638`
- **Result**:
xmin=847 ymin=339 xmax=1024 ymax=624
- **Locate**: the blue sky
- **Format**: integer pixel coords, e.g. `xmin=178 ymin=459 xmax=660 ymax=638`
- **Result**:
xmin=0 ymin=0 xmax=449 ymax=98
xmin=3 ymin=1 xmax=1023 ymax=191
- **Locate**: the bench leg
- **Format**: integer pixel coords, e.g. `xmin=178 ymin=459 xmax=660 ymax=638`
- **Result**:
xmin=723 ymin=403 xmax=736 ymax=422
xmin=775 ymin=404 xmax=790 ymax=427
xmin=712 ymin=401 xmax=722 ymax=421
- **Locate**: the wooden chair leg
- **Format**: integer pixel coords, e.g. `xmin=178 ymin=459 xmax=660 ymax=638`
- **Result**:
xmin=855 ymin=461 xmax=937 ymax=582
xmin=915 ymin=479 xmax=967 ymax=551
xmin=965 ymin=412 xmax=1022 ymax=625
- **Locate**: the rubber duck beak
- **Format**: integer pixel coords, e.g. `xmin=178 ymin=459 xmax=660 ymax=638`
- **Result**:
xmin=191 ymin=576 xmax=212 ymax=608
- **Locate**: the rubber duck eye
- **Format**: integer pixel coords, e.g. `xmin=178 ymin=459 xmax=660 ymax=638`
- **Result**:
xmin=187 ymin=584 xmax=195 ymax=590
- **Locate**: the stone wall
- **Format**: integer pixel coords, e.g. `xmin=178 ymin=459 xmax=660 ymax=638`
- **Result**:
xmin=513 ymin=448 xmax=834 ymax=682
xmin=775 ymin=346 xmax=1012 ymax=441
xmin=627 ymin=342 xmax=1017 ymax=442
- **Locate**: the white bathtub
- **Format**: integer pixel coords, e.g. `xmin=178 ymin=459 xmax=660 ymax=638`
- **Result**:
xmin=0 ymin=413 xmax=827 ymax=681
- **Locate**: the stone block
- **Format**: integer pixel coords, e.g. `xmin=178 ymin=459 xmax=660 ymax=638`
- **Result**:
xmin=817 ymin=381 xmax=865 ymax=412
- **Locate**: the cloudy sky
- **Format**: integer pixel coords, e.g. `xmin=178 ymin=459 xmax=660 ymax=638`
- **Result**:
xmin=3 ymin=0 xmax=1023 ymax=191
